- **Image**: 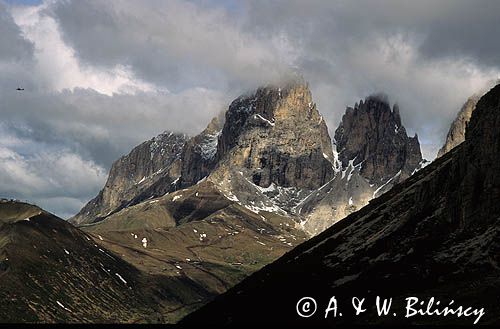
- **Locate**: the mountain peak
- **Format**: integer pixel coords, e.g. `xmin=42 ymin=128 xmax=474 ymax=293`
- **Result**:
xmin=214 ymin=82 xmax=334 ymax=190
xmin=70 ymin=131 xmax=188 ymax=224
xmin=437 ymin=94 xmax=480 ymax=157
xmin=334 ymin=94 xmax=423 ymax=184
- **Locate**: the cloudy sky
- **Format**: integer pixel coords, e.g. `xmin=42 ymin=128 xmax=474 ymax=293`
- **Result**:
xmin=1 ymin=0 xmax=499 ymax=218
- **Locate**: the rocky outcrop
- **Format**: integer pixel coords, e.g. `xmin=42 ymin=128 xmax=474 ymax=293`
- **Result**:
xmin=437 ymin=94 xmax=480 ymax=157
xmin=181 ymin=84 xmax=500 ymax=326
xmin=179 ymin=113 xmax=224 ymax=188
xmin=214 ymin=81 xmax=335 ymax=190
xmin=297 ymin=95 xmax=426 ymax=235
xmin=334 ymin=94 xmax=423 ymax=183
xmin=70 ymin=132 xmax=188 ymax=225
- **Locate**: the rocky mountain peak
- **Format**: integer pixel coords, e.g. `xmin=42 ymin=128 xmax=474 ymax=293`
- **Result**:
xmin=437 ymin=94 xmax=480 ymax=157
xmin=178 ymin=112 xmax=224 ymax=188
xmin=214 ymin=81 xmax=335 ymax=190
xmin=217 ymin=82 xmax=320 ymax=155
xmin=70 ymin=131 xmax=188 ymax=224
xmin=334 ymin=94 xmax=423 ymax=184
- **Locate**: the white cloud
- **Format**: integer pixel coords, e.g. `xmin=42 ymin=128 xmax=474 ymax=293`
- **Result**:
xmin=10 ymin=2 xmax=157 ymax=95
xmin=47 ymin=0 xmax=296 ymax=91
xmin=300 ymin=33 xmax=499 ymax=160
xmin=0 ymin=127 xmax=107 ymax=217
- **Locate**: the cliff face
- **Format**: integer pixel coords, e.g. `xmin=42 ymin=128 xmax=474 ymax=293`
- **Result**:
xmin=178 ymin=114 xmax=224 ymax=188
xmin=70 ymin=132 xmax=188 ymax=225
xmin=437 ymin=95 xmax=480 ymax=157
xmin=334 ymin=95 xmax=423 ymax=183
xmin=181 ymin=84 xmax=500 ymax=326
xmin=214 ymin=82 xmax=335 ymax=190
xmin=176 ymin=79 xmax=337 ymax=193
xmin=297 ymin=95 xmax=425 ymax=235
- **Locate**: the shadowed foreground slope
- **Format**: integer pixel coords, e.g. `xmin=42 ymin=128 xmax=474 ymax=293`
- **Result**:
xmin=0 ymin=200 xmax=253 ymax=323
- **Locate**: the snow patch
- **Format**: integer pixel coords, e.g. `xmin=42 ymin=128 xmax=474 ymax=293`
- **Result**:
xmin=115 ymin=273 xmax=127 ymax=284
xmin=56 ymin=301 xmax=71 ymax=312
xmin=373 ymin=170 xmax=401 ymax=198
xmin=254 ymin=114 xmax=275 ymax=126
xmin=199 ymin=130 xmax=221 ymax=160
xmin=254 ymin=182 xmax=277 ymax=193
xmin=224 ymin=191 xmax=239 ymax=202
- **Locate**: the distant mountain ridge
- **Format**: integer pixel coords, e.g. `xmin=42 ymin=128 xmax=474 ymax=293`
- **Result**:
xmin=71 ymin=82 xmax=424 ymax=236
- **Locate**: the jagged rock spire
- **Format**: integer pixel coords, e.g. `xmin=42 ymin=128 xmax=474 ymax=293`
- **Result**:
xmin=334 ymin=94 xmax=423 ymax=183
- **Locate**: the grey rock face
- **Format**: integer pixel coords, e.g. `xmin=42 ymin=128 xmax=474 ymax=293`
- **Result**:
xmin=70 ymin=132 xmax=188 ymax=224
xmin=298 ymin=95 xmax=426 ymax=235
xmin=214 ymin=82 xmax=335 ymax=190
xmin=437 ymin=95 xmax=480 ymax=157
xmin=179 ymin=114 xmax=224 ymax=188
xmin=334 ymin=95 xmax=423 ymax=184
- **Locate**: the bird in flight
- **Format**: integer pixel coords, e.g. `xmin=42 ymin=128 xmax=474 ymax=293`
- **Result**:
xmin=16 ymin=87 xmax=25 ymax=91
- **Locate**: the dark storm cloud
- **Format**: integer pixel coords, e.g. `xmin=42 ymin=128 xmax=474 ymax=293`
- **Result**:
xmin=1 ymin=88 xmax=227 ymax=167
xmin=47 ymin=0 xmax=292 ymax=92
xmin=242 ymin=0 xmax=500 ymax=69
